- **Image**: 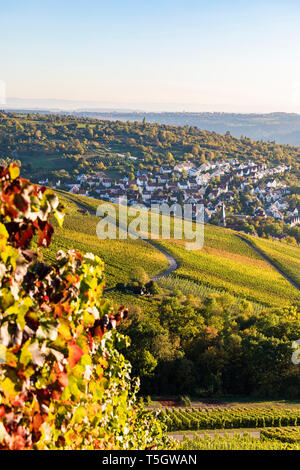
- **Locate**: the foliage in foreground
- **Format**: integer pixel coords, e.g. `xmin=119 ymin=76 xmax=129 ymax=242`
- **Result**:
xmin=0 ymin=163 xmax=170 ymax=449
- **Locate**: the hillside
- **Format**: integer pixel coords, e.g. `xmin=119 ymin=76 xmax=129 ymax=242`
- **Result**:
xmin=71 ymin=111 xmax=300 ymax=146
xmin=53 ymin=192 xmax=300 ymax=308
xmin=0 ymin=112 xmax=299 ymax=187
xmin=5 ymin=109 xmax=300 ymax=145
xmin=37 ymin=190 xmax=300 ymax=399
xmin=44 ymin=192 xmax=169 ymax=288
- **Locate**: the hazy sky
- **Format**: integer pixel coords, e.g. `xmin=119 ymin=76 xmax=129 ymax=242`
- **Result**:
xmin=1 ymin=0 xmax=300 ymax=112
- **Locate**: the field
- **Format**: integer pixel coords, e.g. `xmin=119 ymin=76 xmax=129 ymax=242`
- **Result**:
xmin=160 ymin=405 xmax=300 ymax=449
xmin=180 ymin=432 xmax=300 ymax=450
xmin=160 ymin=406 xmax=300 ymax=431
xmin=55 ymin=192 xmax=300 ymax=307
xmin=155 ymin=228 xmax=300 ymax=307
xmin=43 ymin=193 xmax=168 ymax=288
xmin=245 ymin=235 xmax=300 ymax=288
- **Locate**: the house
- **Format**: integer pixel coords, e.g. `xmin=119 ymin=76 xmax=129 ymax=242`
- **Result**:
xmin=145 ymin=182 xmax=158 ymax=192
xmin=160 ymin=165 xmax=173 ymax=174
xmin=137 ymin=175 xmax=148 ymax=186
xmin=158 ymin=175 xmax=169 ymax=184
xmin=274 ymin=199 xmax=288 ymax=211
xmin=78 ymin=189 xmax=89 ymax=196
xmin=219 ymin=181 xmax=229 ymax=193
xmin=196 ymin=173 xmax=211 ymax=185
xmin=254 ymin=207 xmax=266 ymax=217
xmin=204 ymin=208 xmax=215 ymax=222
xmin=115 ymin=179 xmax=126 ymax=189
xmin=110 ymin=190 xmax=127 ymax=204
xmin=288 ymin=216 xmax=300 ymax=227
xmin=287 ymin=208 xmax=299 ymax=218
xmin=174 ymin=162 xmax=194 ymax=173
xmin=266 ymin=179 xmax=278 ymax=189
xmin=141 ymin=190 xmax=152 ymax=201
xmin=69 ymin=185 xmax=80 ymax=194
xmin=38 ymin=178 xmax=49 ymax=185
xmin=102 ymin=178 xmax=112 ymax=188
xmin=96 ymin=189 xmax=110 ymax=200
xmin=208 ymin=189 xmax=220 ymax=201
xmin=76 ymin=174 xmax=87 ymax=182
xmin=266 ymin=206 xmax=284 ymax=220
xmin=177 ymin=180 xmax=190 ymax=190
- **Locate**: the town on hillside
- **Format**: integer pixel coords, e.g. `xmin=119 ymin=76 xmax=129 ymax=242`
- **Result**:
xmin=39 ymin=158 xmax=299 ymax=234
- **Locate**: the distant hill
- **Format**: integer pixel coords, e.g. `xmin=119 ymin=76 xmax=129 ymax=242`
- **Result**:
xmin=4 ymin=108 xmax=300 ymax=145
xmin=68 ymin=111 xmax=300 ymax=146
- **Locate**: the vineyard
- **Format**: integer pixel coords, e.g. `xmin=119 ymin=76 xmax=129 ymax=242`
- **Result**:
xmin=157 ymin=275 xmax=264 ymax=314
xmin=244 ymin=235 xmax=300 ymax=289
xmin=159 ymin=407 xmax=300 ymax=431
xmin=260 ymin=426 xmax=300 ymax=443
xmin=43 ymin=193 xmax=169 ymax=287
xmin=59 ymin=192 xmax=300 ymax=306
xmin=155 ymin=235 xmax=300 ymax=307
xmin=180 ymin=432 xmax=300 ymax=450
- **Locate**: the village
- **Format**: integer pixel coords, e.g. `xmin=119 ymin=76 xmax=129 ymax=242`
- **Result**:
xmin=40 ymin=158 xmax=299 ymax=228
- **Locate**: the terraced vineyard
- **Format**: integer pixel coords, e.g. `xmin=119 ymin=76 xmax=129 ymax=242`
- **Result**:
xmin=160 ymin=407 xmax=300 ymax=432
xmin=244 ymin=235 xmax=300 ymax=289
xmin=155 ymin=230 xmax=300 ymax=306
xmin=180 ymin=432 xmax=300 ymax=450
xmin=56 ymin=192 xmax=300 ymax=307
xmin=43 ymin=194 xmax=169 ymax=287
xmin=157 ymin=275 xmax=264 ymax=313
xmin=260 ymin=427 xmax=300 ymax=443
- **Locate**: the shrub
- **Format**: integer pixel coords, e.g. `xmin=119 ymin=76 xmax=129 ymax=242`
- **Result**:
xmin=180 ymin=395 xmax=191 ymax=407
xmin=0 ymin=163 xmax=171 ymax=450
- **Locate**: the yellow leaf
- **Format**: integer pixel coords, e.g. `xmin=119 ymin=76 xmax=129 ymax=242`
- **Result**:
xmin=1 ymin=377 xmax=18 ymax=399
xmin=54 ymin=211 xmax=65 ymax=228
xmin=8 ymin=163 xmax=20 ymax=180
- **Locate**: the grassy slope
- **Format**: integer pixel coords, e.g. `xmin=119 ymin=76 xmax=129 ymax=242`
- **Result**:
xmin=53 ymin=192 xmax=300 ymax=307
xmin=43 ymin=194 xmax=168 ymax=288
xmin=156 ymin=229 xmax=300 ymax=306
xmin=245 ymin=236 xmax=300 ymax=288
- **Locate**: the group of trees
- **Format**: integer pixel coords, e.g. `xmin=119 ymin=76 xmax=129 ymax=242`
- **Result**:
xmin=0 ymin=112 xmax=299 ymax=185
xmin=119 ymin=291 xmax=300 ymax=399
xmin=225 ymin=215 xmax=300 ymax=243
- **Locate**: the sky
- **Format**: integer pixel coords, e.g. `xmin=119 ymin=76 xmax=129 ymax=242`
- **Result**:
xmin=1 ymin=0 xmax=300 ymax=112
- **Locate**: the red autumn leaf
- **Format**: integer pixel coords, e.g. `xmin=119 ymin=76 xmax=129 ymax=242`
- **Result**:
xmin=57 ymin=371 xmax=68 ymax=388
xmin=94 ymin=325 xmax=104 ymax=339
xmin=32 ymin=413 xmax=43 ymax=433
xmin=16 ymin=425 xmax=26 ymax=437
xmin=16 ymin=225 xmax=34 ymax=248
xmin=52 ymin=390 xmax=62 ymax=401
xmin=68 ymin=341 xmax=84 ymax=369
xmin=14 ymin=193 xmax=30 ymax=212
xmin=0 ymin=405 xmax=5 ymax=418
xmin=11 ymin=435 xmax=26 ymax=450
xmin=38 ymin=221 xmax=54 ymax=247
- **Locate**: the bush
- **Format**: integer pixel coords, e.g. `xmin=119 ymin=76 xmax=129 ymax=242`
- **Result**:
xmin=0 ymin=163 xmax=171 ymax=450
xmin=180 ymin=395 xmax=191 ymax=407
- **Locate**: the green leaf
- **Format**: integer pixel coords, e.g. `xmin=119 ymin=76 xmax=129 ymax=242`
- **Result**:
xmin=19 ymin=340 xmax=32 ymax=366
xmin=73 ymin=406 xmax=86 ymax=424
